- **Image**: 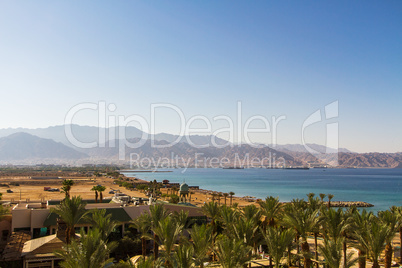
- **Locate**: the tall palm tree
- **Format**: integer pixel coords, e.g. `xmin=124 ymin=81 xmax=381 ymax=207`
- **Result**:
xmin=321 ymin=208 xmax=350 ymax=268
xmin=202 ymin=201 xmax=220 ymax=231
xmin=97 ymin=185 xmax=106 ymax=203
xmin=378 ymin=210 xmax=400 ymax=268
xmin=61 ymin=179 xmax=75 ymax=199
xmin=214 ymin=236 xmax=252 ymax=268
xmin=229 ymin=191 xmax=235 ymax=206
xmin=354 ymin=215 xmax=390 ymax=268
xmin=86 ymin=209 xmax=117 ymax=241
xmin=131 ymin=212 xmax=152 ymax=258
xmin=51 ymin=196 xmax=88 ymax=244
xmin=283 ymin=206 xmax=320 ymax=268
xmin=219 ymin=205 xmax=238 ymax=236
xmin=202 ymin=201 xmax=220 ymax=262
xmin=217 ymin=193 xmax=223 ymax=205
xmin=152 ymin=216 xmax=184 ymax=267
xmin=319 ymin=193 xmax=326 ymax=203
xmin=55 ymin=228 xmax=116 ymax=268
xmin=242 ymin=204 xmax=261 ymax=223
xmin=319 ymin=238 xmax=358 ymax=268
xmin=189 ymin=224 xmax=215 ymax=268
xmin=232 ymin=215 xmax=260 ymax=257
xmin=258 ymin=196 xmax=283 ymax=228
xmin=211 ymin=192 xmax=217 ymax=203
xmin=174 ymin=243 xmax=195 ymax=268
xmin=391 ymin=206 xmax=402 ymax=263
xmin=306 ymin=194 xmax=323 ymax=268
xmin=91 ymin=186 xmax=98 ymax=203
xmin=350 ymin=209 xmax=373 ymax=268
xmin=149 ymin=203 xmax=170 ymax=260
xmin=223 ymin=193 xmax=229 ymax=205
xmin=262 ymin=226 xmax=295 ymax=268
xmin=327 ymin=194 xmax=334 ymax=209
xmin=172 ymin=210 xmax=190 ymax=229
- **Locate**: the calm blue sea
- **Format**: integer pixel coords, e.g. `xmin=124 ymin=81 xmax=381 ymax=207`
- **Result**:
xmin=123 ymin=168 xmax=402 ymax=212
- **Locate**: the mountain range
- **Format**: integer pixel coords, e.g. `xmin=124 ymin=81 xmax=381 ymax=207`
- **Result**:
xmin=0 ymin=125 xmax=400 ymax=168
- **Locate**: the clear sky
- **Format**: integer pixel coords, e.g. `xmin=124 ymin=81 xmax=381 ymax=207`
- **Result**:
xmin=0 ymin=1 xmax=401 ymax=153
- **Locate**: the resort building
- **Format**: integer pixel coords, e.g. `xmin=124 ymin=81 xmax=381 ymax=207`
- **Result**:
xmin=1 ymin=199 xmax=205 ymax=268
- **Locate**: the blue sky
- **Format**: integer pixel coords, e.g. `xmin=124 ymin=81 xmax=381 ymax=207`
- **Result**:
xmin=0 ymin=1 xmax=401 ymax=153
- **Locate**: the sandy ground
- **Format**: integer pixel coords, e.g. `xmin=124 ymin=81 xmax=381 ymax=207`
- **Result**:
xmin=0 ymin=176 xmax=148 ymax=202
xmin=0 ymin=175 xmax=258 ymax=207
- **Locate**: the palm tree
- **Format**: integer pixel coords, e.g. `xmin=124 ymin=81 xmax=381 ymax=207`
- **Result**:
xmin=86 ymin=209 xmax=117 ymax=241
xmin=218 ymin=193 xmax=224 ymax=205
xmin=149 ymin=203 xmax=170 ymax=260
xmin=219 ymin=205 xmax=238 ymax=235
xmin=321 ymin=208 xmax=350 ymax=268
xmin=211 ymin=192 xmax=217 ymax=203
xmin=202 ymin=201 xmax=221 ymax=262
xmin=214 ymin=236 xmax=252 ymax=268
xmin=378 ymin=210 xmax=400 ymax=268
xmin=327 ymin=194 xmax=334 ymax=209
xmin=262 ymin=226 xmax=295 ymax=268
xmin=172 ymin=210 xmax=190 ymax=229
xmin=97 ymin=185 xmax=106 ymax=202
xmin=354 ymin=216 xmax=390 ymax=268
xmin=283 ymin=206 xmax=320 ymax=268
xmin=391 ymin=206 xmax=402 ymax=263
xmin=319 ymin=238 xmax=358 ymax=268
xmin=131 ymin=212 xmax=152 ymax=258
xmin=61 ymin=179 xmax=75 ymax=199
xmin=306 ymin=194 xmax=323 ymax=268
xmin=350 ymin=209 xmax=373 ymax=268
xmin=202 ymin=202 xmax=220 ymax=230
xmin=259 ymin=196 xmax=283 ymax=228
xmin=134 ymin=256 xmax=163 ymax=268
xmin=189 ymin=224 xmax=215 ymax=268
xmin=229 ymin=192 xmax=235 ymax=206
xmin=238 ymin=205 xmax=262 ymax=254
xmin=55 ymin=228 xmax=116 ymax=268
xmin=174 ymin=243 xmax=194 ymax=268
xmin=232 ymin=214 xmax=260 ymax=256
xmin=91 ymin=186 xmax=98 ymax=203
xmin=51 ymin=196 xmax=88 ymax=244
xmin=223 ymin=193 xmax=229 ymax=205
xmin=152 ymin=216 xmax=184 ymax=267
xmin=319 ymin=193 xmax=326 ymax=203
xmin=242 ymin=204 xmax=261 ymax=223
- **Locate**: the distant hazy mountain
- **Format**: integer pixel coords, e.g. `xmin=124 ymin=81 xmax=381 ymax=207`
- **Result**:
xmin=0 ymin=126 xmax=400 ymax=168
xmin=271 ymin=144 xmax=353 ymax=154
xmin=0 ymin=132 xmax=87 ymax=161
xmin=82 ymin=138 xmax=302 ymax=167
xmin=0 ymin=125 xmax=229 ymax=148
xmin=337 ymin=152 xmax=402 ymax=168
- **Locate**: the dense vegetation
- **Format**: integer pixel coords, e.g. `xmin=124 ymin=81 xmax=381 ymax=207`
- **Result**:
xmin=52 ymin=193 xmax=402 ymax=268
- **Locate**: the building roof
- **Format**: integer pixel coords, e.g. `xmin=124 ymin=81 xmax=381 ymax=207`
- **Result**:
xmin=22 ymin=234 xmax=61 ymax=256
xmin=179 ymin=182 xmax=189 ymax=192
xmin=1 ymin=231 xmax=31 ymax=261
xmin=43 ymin=207 xmax=132 ymax=226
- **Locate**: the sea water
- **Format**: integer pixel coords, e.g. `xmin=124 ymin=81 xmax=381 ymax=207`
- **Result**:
xmin=123 ymin=168 xmax=402 ymax=212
